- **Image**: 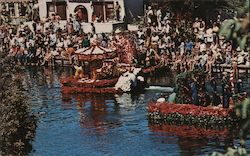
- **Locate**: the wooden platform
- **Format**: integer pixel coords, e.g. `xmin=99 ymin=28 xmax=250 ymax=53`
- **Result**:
xmin=212 ymin=64 xmax=250 ymax=75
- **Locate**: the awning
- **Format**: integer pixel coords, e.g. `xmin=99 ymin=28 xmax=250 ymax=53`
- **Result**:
xmin=75 ymin=45 xmax=117 ymax=62
xmin=0 ymin=0 xmax=32 ymax=3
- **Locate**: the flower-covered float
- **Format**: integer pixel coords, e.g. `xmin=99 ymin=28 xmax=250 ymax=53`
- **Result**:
xmin=147 ymin=70 xmax=239 ymax=125
xmin=61 ymin=44 xmax=146 ymax=94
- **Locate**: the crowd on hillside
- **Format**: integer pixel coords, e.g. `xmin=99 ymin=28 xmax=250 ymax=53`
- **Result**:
xmin=0 ymin=14 xmax=135 ymax=66
xmin=0 ymin=6 xmax=248 ymax=71
xmin=135 ymin=6 xmax=249 ymax=73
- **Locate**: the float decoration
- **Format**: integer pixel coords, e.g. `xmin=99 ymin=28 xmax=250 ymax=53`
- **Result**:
xmin=75 ymin=45 xmax=117 ymax=62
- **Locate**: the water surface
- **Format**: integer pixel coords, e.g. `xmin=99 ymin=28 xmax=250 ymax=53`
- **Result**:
xmin=22 ymin=67 xmax=249 ymax=156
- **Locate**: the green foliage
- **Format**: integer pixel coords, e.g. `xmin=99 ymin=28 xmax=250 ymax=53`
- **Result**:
xmin=175 ymin=69 xmax=206 ymax=104
xmin=219 ymin=0 xmax=249 ymax=50
xmin=0 ymin=52 xmax=37 ymax=155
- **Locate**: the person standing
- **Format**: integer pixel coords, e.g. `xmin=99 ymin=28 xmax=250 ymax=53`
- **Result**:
xmin=156 ymin=8 xmax=162 ymax=29
xmin=91 ymin=23 xmax=96 ymax=35
xmin=210 ymin=76 xmax=217 ymax=92
xmin=221 ymin=74 xmax=230 ymax=108
xmin=115 ymin=1 xmax=121 ymax=21
xmin=146 ymin=6 xmax=153 ymax=26
xmin=223 ymin=84 xmax=231 ymax=108
xmin=191 ymin=78 xmax=199 ymax=105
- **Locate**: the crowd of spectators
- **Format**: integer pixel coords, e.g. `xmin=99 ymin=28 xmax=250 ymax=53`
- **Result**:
xmin=0 ymin=7 xmax=249 ymax=70
xmin=135 ymin=6 xmax=249 ymax=74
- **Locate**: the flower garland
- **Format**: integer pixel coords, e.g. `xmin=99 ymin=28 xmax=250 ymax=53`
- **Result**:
xmin=148 ymin=102 xmax=239 ymax=126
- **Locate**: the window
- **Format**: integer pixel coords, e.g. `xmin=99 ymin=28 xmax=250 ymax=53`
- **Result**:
xmin=46 ymin=2 xmax=67 ymax=20
xmin=49 ymin=5 xmax=55 ymax=12
xmin=8 ymin=3 xmax=15 ymax=16
xmin=105 ymin=2 xmax=114 ymax=21
xmin=19 ymin=3 xmax=27 ymax=16
xmin=92 ymin=2 xmax=114 ymax=22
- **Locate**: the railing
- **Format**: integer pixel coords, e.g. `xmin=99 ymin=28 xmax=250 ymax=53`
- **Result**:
xmin=212 ymin=64 xmax=250 ymax=76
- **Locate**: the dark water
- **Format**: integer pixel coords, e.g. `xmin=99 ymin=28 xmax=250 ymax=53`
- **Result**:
xmin=22 ymin=67 xmax=250 ymax=156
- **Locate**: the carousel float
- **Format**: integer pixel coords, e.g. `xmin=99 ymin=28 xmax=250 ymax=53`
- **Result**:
xmin=61 ymin=43 xmax=146 ymax=94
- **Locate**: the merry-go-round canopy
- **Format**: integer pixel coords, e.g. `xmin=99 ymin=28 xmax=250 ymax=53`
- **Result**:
xmin=75 ymin=45 xmax=117 ymax=62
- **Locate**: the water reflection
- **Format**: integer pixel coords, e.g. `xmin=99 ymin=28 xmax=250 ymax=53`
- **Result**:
xmin=149 ymin=122 xmax=236 ymax=155
xmin=62 ymin=93 xmax=121 ymax=135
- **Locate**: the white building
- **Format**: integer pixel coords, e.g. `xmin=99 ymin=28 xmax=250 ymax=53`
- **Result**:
xmin=38 ymin=0 xmax=144 ymax=33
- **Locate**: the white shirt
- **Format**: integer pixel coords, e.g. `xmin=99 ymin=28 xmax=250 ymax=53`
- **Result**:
xmin=49 ymin=33 xmax=57 ymax=45
xmin=179 ymin=42 xmax=185 ymax=55
xmin=200 ymin=43 xmax=206 ymax=52
xmin=137 ymin=31 xmax=144 ymax=39
xmin=200 ymin=54 xmax=208 ymax=66
xmin=151 ymin=35 xmax=159 ymax=43
xmin=161 ymin=24 xmax=170 ymax=34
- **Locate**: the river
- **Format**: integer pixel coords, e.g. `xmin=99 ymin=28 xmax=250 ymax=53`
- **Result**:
xmin=21 ymin=67 xmax=249 ymax=156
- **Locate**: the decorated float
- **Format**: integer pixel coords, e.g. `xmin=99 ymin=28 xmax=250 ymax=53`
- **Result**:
xmin=148 ymin=102 xmax=237 ymax=125
xmin=147 ymin=69 xmax=239 ymax=126
xmin=61 ymin=44 xmax=146 ymax=94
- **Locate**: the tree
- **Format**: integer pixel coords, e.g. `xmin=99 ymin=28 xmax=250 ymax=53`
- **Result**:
xmin=0 ymin=52 xmax=37 ymax=155
xmin=219 ymin=0 xmax=249 ymax=50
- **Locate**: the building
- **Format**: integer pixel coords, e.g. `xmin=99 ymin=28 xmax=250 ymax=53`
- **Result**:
xmin=0 ymin=0 xmax=35 ymax=25
xmin=39 ymin=0 xmax=126 ymax=22
xmin=38 ymin=0 xmax=144 ymax=33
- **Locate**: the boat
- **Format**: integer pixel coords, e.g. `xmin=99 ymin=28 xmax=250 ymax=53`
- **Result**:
xmin=61 ymin=77 xmax=119 ymax=88
xmin=61 ymin=43 xmax=146 ymax=94
xmin=147 ymin=102 xmax=238 ymax=125
xmin=61 ymin=77 xmax=121 ymax=94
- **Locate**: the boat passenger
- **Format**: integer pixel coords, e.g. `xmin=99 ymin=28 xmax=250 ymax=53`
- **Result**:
xmin=74 ymin=66 xmax=84 ymax=79
xmin=191 ymin=79 xmax=199 ymax=105
xmin=212 ymin=91 xmax=221 ymax=106
xmin=168 ymin=89 xmax=176 ymax=103
xmin=223 ymin=84 xmax=231 ymax=108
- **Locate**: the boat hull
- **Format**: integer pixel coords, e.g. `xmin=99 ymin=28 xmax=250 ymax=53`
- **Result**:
xmin=61 ymin=86 xmax=122 ymax=94
xmin=61 ymin=77 xmax=120 ymax=94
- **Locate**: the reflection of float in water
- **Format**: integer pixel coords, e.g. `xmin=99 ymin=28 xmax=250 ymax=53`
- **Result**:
xmin=149 ymin=123 xmax=237 ymax=155
xmin=62 ymin=93 xmax=121 ymax=135
xmin=149 ymin=123 xmax=233 ymax=139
